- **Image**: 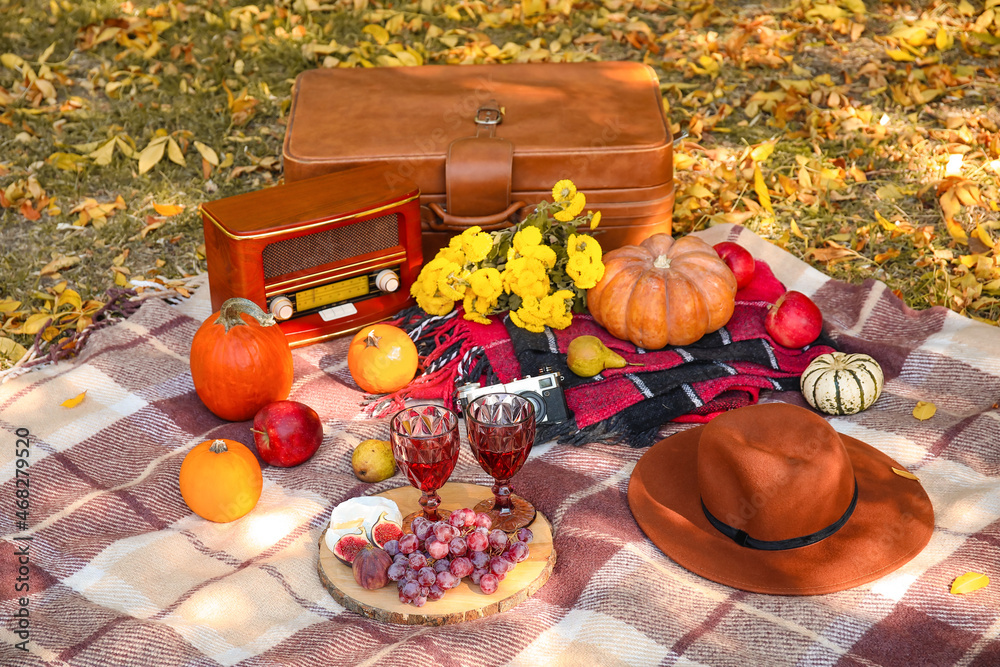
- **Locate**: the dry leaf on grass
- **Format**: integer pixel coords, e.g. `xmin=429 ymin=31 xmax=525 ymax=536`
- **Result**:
xmin=0 ymin=337 xmax=27 ymax=363
xmin=40 ymin=255 xmax=80 ymax=277
xmin=153 ymin=202 xmax=184 ymax=216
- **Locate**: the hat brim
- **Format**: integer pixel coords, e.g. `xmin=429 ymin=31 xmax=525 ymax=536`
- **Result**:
xmin=628 ymin=424 xmax=934 ymax=595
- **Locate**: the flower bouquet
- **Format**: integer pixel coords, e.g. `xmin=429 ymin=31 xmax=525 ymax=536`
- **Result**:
xmin=410 ymin=180 xmax=605 ymax=332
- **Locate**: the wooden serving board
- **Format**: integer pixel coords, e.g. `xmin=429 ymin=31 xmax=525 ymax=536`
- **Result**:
xmin=318 ymin=482 xmax=556 ymax=625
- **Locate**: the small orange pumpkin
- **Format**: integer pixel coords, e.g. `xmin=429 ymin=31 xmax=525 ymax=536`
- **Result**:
xmin=190 ymin=298 xmax=294 ymax=421
xmin=587 ymin=234 xmax=737 ymax=348
xmin=179 ymin=438 xmax=263 ymax=523
xmin=347 ymin=324 xmax=419 ymax=394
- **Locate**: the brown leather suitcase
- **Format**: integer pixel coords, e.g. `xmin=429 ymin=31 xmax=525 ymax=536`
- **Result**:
xmin=282 ymin=62 xmax=673 ymax=260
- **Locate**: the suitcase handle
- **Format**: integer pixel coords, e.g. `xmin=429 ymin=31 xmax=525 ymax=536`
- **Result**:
xmin=426 ymin=201 xmax=527 ymax=231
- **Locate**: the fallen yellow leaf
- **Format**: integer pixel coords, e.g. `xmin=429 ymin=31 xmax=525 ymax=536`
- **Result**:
xmin=362 ymin=24 xmax=391 ymax=45
xmin=40 ymin=254 xmax=80 ymax=276
xmin=754 ymin=164 xmax=773 ymax=215
xmin=750 ymin=141 xmax=776 ymax=163
xmin=61 ymin=390 xmax=87 ymax=408
xmin=886 ymin=48 xmax=916 ymax=62
xmin=891 ymin=467 xmax=919 ymax=481
xmin=790 ymin=218 xmax=805 ymax=240
xmin=874 ymin=248 xmax=901 ymax=263
xmin=153 ymin=203 xmax=184 ymax=217
xmin=0 ymin=336 xmax=27 ymax=363
xmin=913 ymin=401 xmax=937 ymax=420
xmin=138 ymin=137 xmax=168 ymax=175
xmin=89 ymin=138 xmax=117 ymax=166
xmin=950 ymin=572 xmax=989 ymax=595
xmin=166 ymin=137 xmax=186 ymax=167
xmin=21 ymin=313 xmax=52 ymax=336
xmin=193 ymin=141 xmax=219 ymax=166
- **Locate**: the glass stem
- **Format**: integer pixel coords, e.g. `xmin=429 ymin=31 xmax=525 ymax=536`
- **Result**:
xmin=420 ymin=490 xmax=441 ymax=520
xmin=492 ymin=478 xmax=513 ymax=515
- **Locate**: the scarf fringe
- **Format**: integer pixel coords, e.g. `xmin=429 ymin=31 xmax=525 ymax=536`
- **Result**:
xmin=363 ymin=307 xmax=490 ymax=418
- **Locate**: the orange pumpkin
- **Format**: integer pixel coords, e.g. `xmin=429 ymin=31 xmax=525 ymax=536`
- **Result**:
xmin=179 ymin=438 xmax=263 ymax=522
xmin=587 ymin=234 xmax=737 ymax=349
xmin=347 ymin=324 xmax=419 ymax=394
xmin=190 ymin=298 xmax=294 ymax=421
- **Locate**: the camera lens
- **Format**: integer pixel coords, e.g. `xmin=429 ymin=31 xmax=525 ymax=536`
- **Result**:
xmin=518 ymin=391 xmax=545 ymax=421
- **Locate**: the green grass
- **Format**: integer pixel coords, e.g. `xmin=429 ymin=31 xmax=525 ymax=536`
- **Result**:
xmin=2 ymin=0 xmax=999 ymax=368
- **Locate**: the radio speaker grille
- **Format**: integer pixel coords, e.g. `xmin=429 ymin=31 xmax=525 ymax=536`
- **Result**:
xmin=262 ymin=214 xmax=399 ymax=280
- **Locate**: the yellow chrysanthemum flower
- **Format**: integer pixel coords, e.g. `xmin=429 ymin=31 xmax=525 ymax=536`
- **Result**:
xmin=589 ymin=210 xmax=602 ymax=230
xmin=540 ymin=290 xmax=574 ymax=329
xmin=554 ymin=191 xmax=586 ymax=222
xmin=552 ymin=179 xmax=577 ymax=203
xmin=469 ymin=267 xmax=503 ymax=300
xmin=502 ymin=257 xmax=549 ymax=299
xmin=437 ymin=245 xmax=466 ymax=265
xmin=461 ymin=230 xmax=493 ymax=264
xmin=567 ymin=254 xmax=605 ymax=289
xmin=568 ymin=233 xmax=602 ymax=261
xmin=438 ymin=266 xmax=469 ymax=300
xmin=512 ymin=226 xmax=542 ymax=253
xmin=462 ymin=293 xmax=492 ymax=325
xmin=509 ymin=296 xmax=547 ymax=333
xmin=414 ymin=289 xmax=456 ymax=316
xmin=523 ymin=244 xmax=557 ymax=269
xmin=417 ymin=257 xmax=450 ymax=295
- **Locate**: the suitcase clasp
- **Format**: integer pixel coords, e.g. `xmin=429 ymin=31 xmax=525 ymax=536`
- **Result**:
xmin=474 ymin=102 xmax=503 ymax=127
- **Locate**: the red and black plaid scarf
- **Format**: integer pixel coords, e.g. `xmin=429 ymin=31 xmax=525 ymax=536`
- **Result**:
xmin=375 ymin=261 xmax=837 ymax=446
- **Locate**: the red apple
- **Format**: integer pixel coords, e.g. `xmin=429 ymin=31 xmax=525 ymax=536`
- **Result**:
xmin=252 ymin=401 xmax=323 ymax=467
xmin=713 ymin=241 xmax=756 ymax=290
xmin=765 ymin=291 xmax=823 ymax=348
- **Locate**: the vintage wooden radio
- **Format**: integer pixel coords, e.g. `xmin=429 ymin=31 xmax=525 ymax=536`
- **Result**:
xmin=200 ymin=164 xmax=422 ymax=347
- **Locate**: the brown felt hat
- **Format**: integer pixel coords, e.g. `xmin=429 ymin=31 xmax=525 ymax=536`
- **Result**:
xmin=628 ymin=402 xmax=934 ymax=595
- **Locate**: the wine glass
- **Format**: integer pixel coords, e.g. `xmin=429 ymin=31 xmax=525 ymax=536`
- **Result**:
xmin=389 ymin=404 xmax=461 ymax=532
xmin=465 ymin=393 xmax=537 ymax=532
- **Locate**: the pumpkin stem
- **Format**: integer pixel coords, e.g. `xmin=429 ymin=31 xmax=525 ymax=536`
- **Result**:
xmin=215 ymin=297 xmax=276 ymax=333
xmin=365 ymin=330 xmax=382 ymax=349
xmin=209 ymin=439 xmax=229 ymax=454
xmin=653 ymin=254 xmax=671 ymax=269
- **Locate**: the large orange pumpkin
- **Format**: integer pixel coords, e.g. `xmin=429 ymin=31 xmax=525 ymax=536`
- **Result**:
xmin=587 ymin=234 xmax=737 ymax=349
xmin=190 ymin=298 xmax=294 ymax=421
xmin=179 ymin=438 xmax=263 ymax=522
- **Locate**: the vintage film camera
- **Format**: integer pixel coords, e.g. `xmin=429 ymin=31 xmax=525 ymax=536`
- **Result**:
xmin=200 ymin=165 xmax=422 ymax=348
xmin=454 ymin=372 xmax=570 ymax=424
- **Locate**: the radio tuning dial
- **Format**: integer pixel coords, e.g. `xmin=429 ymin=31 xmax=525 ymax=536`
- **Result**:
xmin=269 ymin=296 xmax=294 ymax=321
xmin=375 ymin=269 xmax=400 ymax=293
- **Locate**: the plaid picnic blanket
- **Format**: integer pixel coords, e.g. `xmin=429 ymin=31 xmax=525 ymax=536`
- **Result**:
xmin=2 ymin=224 xmax=999 ymax=666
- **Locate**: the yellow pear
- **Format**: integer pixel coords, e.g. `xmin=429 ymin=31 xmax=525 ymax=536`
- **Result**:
xmin=351 ymin=439 xmax=396 ymax=483
xmin=567 ymin=335 xmax=638 ymax=377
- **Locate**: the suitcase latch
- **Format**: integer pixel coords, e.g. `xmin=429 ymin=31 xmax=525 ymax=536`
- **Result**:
xmin=474 ymin=102 xmax=503 ymax=127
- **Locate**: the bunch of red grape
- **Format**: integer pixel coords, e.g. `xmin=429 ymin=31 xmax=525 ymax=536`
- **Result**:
xmin=382 ymin=507 xmax=533 ymax=607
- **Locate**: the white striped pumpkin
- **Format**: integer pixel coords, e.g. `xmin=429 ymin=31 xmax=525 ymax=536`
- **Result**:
xmin=800 ymin=352 xmax=884 ymax=415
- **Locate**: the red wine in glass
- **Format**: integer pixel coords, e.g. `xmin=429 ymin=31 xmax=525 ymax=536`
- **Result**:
xmin=390 ymin=404 xmax=460 ymax=531
xmin=465 ymin=393 xmax=536 ymax=532
xmin=401 ymin=451 xmax=458 ymax=494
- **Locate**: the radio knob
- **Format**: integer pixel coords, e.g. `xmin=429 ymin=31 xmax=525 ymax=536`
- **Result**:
xmin=269 ymin=296 xmax=294 ymax=321
xmin=375 ymin=269 xmax=400 ymax=293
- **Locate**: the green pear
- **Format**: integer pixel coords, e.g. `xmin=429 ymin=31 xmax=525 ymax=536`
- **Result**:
xmin=351 ymin=439 xmax=396 ymax=483
xmin=566 ymin=335 xmax=639 ymax=377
